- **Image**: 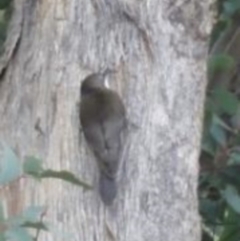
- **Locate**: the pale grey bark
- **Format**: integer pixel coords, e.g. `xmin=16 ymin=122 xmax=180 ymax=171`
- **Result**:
xmin=0 ymin=0 xmax=214 ymax=240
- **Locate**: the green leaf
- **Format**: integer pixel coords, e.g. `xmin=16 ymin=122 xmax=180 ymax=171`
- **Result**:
xmin=219 ymin=165 xmax=240 ymax=187
xmin=201 ymin=137 xmax=216 ymax=156
xmin=0 ymin=145 xmax=22 ymax=185
xmin=202 ymin=112 xmax=217 ymax=154
xmin=5 ymin=227 xmax=34 ymax=241
xmin=223 ymin=0 xmax=240 ymax=16
xmin=0 ymin=0 xmax=12 ymax=10
xmin=222 ymin=185 xmax=240 ymax=214
xmin=210 ymin=122 xmax=226 ymax=146
xmin=40 ymin=170 xmax=92 ymax=190
xmin=208 ymin=54 xmax=235 ymax=74
xmin=229 ymin=152 xmax=240 ymax=165
xmin=21 ymin=206 xmax=45 ymax=223
xmin=219 ymin=207 xmax=240 ymax=241
xmin=23 ymin=156 xmax=92 ymax=189
xmin=7 ymin=206 xmax=45 ymax=227
xmin=21 ymin=221 xmax=48 ymax=231
xmin=212 ymin=87 xmax=239 ymax=115
xmin=213 ymin=115 xmax=233 ymax=132
xmin=200 ymin=199 xmax=223 ymax=222
xmin=202 ymin=229 xmax=213 ymax=241
xmin=23 ymin=156 xmax=43 ymax=177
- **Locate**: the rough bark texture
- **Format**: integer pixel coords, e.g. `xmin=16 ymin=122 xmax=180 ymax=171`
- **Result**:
xmin=0 ymin=0 xmax=214 ymax=240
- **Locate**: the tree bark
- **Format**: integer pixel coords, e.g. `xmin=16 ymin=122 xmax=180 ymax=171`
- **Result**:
xmin=0 ymin=0 xmax=214 ymax=240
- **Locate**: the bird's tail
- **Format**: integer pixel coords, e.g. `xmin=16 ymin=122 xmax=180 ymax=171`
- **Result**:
xmin=99 ymin=172 xmax=117 ymax=205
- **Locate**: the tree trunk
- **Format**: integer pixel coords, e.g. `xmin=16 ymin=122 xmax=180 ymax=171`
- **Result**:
xmin=0 ymin=0 xmax=214 ymax=240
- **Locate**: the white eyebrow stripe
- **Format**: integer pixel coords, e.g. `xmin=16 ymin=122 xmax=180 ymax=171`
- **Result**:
xmin=104 ymin=78 xmax=110 ymax=89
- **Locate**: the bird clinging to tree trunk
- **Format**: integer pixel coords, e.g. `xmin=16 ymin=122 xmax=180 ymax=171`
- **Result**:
xmin=80 ymin=71 xmax=127 ymax=205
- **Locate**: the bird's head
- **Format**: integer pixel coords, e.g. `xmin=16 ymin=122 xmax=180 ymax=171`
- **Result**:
xmin=81 ymin=69 xmax=115 ymax=95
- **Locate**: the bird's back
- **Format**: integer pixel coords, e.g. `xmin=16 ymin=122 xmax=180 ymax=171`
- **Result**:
xmin=80 ymin=88 xmax=126 ymax=176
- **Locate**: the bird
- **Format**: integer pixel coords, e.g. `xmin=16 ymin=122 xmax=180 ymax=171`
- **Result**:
xmin=80 ymin=71 xmax=126 ymax=205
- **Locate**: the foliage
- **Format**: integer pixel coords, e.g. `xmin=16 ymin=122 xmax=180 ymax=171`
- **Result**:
xmin=200 ymin=0 xmax=240 ymax=241
xmin=0 ymin=144 xmax=91 ymax=241
xmin=0 ymin=0 xmax=13 ymax=55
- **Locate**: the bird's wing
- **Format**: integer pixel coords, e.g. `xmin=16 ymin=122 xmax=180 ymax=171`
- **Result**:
xmin=80 ymin=90 xmax=126 ymax=176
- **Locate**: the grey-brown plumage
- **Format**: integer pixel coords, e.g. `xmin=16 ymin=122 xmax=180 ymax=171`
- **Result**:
xmin=80 ymin=72 xmax=126 ymax=205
